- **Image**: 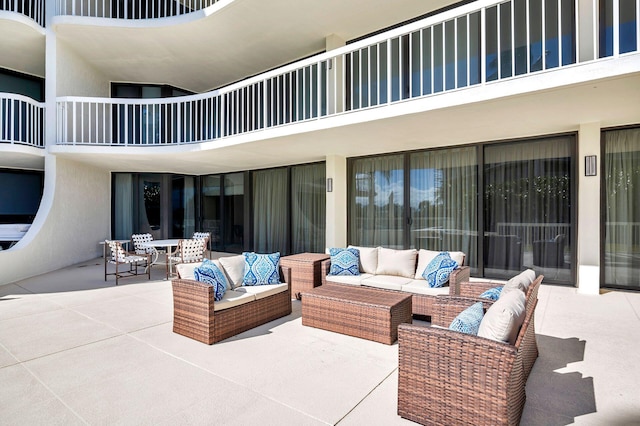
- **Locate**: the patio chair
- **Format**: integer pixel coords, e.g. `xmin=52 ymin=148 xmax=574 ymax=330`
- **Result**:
xmin=132 ymin=233 xmax=160 ymax=263
xmin=166 ymin=238 xmax=206 ymax=279
xmin=192 ymin=231 xmax=212 ymax=259
xmin=104 ymin=240 xmax=150 ymax=285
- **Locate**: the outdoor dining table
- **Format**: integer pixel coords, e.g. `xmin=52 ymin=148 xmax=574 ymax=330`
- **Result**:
xmin=138 ymin=239 xmax=181 ymax=278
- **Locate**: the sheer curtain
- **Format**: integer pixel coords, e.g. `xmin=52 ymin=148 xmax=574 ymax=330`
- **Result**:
xmin=410 ymin=147 xmax=477 ymax=270
xmin=253 ymin=168 xmax=288 ymax=253
xmin=291 ymin=164 xmax=325 ymax=253
xmin=114 ymin=174 xmax=133 ymax=240
xmin=484 ymin=137 xmax=573 ymax=280
xmin=604 ymin=128 xmax=640 ymax=288
xmin=183 ymin=176 xmax=195 ymax=237
xmin=349 ymin=154 xmax=404 ymax=248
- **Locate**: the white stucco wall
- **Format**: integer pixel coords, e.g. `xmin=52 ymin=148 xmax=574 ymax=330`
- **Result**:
xmin=0 ymin=155 xmax=110 ymax=286
xmin=325 ymin=155 xmax=347 ymax=250
xmin=56 ymin=39 xmax=110 ymax=97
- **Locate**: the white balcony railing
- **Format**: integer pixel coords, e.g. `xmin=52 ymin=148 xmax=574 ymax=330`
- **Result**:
xmin=1 ymin=94 xmax=45 ymax=148
xmin=55 ymin=0 xmax=217 ymax=19
xmin=56 ymin=0 xmax=640 ymax=146
xmin=0 ymin=0 xmax=45 ymax=26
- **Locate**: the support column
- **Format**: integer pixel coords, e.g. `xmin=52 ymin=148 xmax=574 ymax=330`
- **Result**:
xmin=45 ymin=0 xmax=56 ymax=147
xmin=325 ymin=34 xmax=345 ymax=115
xmin=325 ymin=155 xmax=347 ymax=250
xmin=577 ymin=122 xmax=601 ymax=294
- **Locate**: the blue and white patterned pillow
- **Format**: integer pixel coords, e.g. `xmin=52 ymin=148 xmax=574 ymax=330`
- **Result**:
xmin=479 ymin=286 xmax=503 ymax=301
xmin=328 ymin=247 xmax=360 ymax=276
xmin=243 ymin=252 xmax=281 ymax=286
xmin=423 ymin=252 xmax=458 ymax=288
xmin=449 ymin=302 xmax=484 ymax=335
xmin=194 ymin=259 xmax=228 ymax=301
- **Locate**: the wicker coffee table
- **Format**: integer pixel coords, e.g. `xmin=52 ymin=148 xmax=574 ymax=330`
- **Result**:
xmin=301 ymin=284 xmax=412 ymax=344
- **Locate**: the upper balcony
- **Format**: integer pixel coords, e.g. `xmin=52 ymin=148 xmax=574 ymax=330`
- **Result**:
xmin=53 ymin=0 xmax=640 ymax=174
xmin=0 ymin=0 xmax=45 ymax=26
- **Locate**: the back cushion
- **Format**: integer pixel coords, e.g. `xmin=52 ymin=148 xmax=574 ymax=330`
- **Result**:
xmin=349 ymin=245 xmax=379 ymax=274
xmin=176 ymin=262 xmax=203 ymax=280
xmin=376 ymin=248 xmax=417 ymax=278
xmin=478 ymin=289 xmax=526 ymax=345
xmin=218 ymin=255 xmax=246 ymax=289
xmin=501 ymin=269 xmax=536 ymax=297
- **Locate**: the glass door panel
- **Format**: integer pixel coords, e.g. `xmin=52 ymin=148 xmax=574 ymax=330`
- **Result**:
xmin=350 ymin=155 xmax=404 ymax=248
xmin=223 ymin=173 xmax=245 ymax=253
xmin=484 ymin=137 xmax=574 ymax=282
xmin=409 ymin=147 xmax=478 ymax=273
xmin=201 ymin=175 xmax=222 ymax=250
xmin=138 ymin=174 xmax=163 ymax=240
xmin=171 ymin=176 xmax=196 ymax=238
xmin=603 ymin=128 xmax=640 ymax=288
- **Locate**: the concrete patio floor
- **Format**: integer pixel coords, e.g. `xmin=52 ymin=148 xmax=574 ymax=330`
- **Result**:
xmin=1 ymin=258 xmax=639 ymax=425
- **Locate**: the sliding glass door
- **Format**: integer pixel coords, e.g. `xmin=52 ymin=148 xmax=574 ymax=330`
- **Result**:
xmin=484 ymin=136 xmax=574 ymax=281
xmin=603 ymin=128 xmax=640 ymax=288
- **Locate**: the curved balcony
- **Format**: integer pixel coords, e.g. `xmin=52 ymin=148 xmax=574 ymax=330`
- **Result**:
xmin=56 ymin=0 xmax=640 ymax=147
xmin=55 ymin=0 xmax=217 ymax=20
xmin=1 ymin=94 xmax=45 ymax=148
xmin=0 ymin=0 xmax=45 ymax=26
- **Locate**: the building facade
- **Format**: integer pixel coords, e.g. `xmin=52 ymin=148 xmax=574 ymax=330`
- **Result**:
xmin=1 ymin=0 xmax=639 ymax=291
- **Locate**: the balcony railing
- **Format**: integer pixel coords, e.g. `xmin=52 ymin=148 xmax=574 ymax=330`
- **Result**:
xmin=56 ymin=0 xmax=640 ymax=146
xmin=55 ymin=0 xmax=218 ymax=19
xmin=1 ymin=94 xmax=45 ymax=148
xmin=1 ymin=0 xmax=45 ymax=26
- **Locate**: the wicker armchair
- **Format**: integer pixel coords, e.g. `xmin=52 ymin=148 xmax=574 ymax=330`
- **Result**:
xmin=397 ymin=276 xmax=543 ymax=426
xmin=104 ymin=240 xmax=150 ymax=285
xmin=167 ymin=238 xmax=206 ymax=279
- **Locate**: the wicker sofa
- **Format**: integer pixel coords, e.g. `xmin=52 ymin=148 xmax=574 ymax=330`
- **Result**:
xmin=397 ymin=273 xmax=543 ymax=426
xmin=320 ymin=246 xmax=470 ymax=317
xmin=171 ymin=255 xmax=292 ymax=344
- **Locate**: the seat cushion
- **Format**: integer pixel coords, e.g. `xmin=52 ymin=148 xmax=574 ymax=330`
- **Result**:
xmin=243 ymin=252 xmax=281 ymax=285
xmin=325 ymin=273 xmax=372 ymax=286
xmin=218 ymin=255 xmax=245 ymax=289
xmin=401 ymin=280 xmax=451 ymax=296
xmin=375 ymin=247 xmax=417 ymax=278
xmin=213 ymin=290 xmax=256 ymax=311
xmin=361 ymin=275 xmax=412 ymax=291
xmin=328 ymin=247 xmax=360 ymax=276
xmin=478 ymin=288 xmax=526 ymax=344
xmin=348 ymin=245 xmax=379 ymax=274
xmin=233 ymin=283 xmax=288 ymax=300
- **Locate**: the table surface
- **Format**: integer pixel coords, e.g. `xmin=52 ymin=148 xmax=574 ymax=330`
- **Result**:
xmin=303 ymin=284 xmax=412 ymax=308
xmin=139 ymin=239 xmax=181 ymax=248
xmin=280 ymin=253 xmax=330 ymax=262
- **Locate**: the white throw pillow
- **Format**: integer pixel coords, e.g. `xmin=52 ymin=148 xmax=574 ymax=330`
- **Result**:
xmin=375 ymin=247 xmax=417 ymax=278
xmin=348 ymin=245 xmax=379 ymax=274
xmin=175 ymin=262 xmax=203 ymax=280
xmin=478 ymin=289 xmax=526 ymax=345
xmin=218 ymin=255 xmax=246 ymax=289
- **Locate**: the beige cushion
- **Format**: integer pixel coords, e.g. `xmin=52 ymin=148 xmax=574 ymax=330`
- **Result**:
xmin=234 ymin=283 xmax=288 ymax=300
xmin=213 ymin=290 xmax=255 ymax=311
xmin=325 ymin=273 xmax=372 ymax=286
xmin=348 ymin=245 xmax=379 ymax=274
xmin=478 ymin=289 xmax=526 ymax=345
xmin=218 ymin=255 xmax=245 ymax=289
xmin=501 ymin=269 xmax=536 ymax=297
xmin=362 ymin=275 xmax=412 ymax=291
xmin=175 ymin=262 xmax=202 ymax=280
xmin=376 ymin=247 xmax=417 ymax=278
xmin=414 ymin=249 xmax=465 ymax=279
xmin=401 ymin=280 xmax=451 ymax=296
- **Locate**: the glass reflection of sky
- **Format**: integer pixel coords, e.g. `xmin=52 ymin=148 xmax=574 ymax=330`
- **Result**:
xmin=355 ymin=168 xmax=442 ymax=207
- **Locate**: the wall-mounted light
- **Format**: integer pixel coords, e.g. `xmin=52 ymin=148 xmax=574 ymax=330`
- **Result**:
xmin=585 ymin=155 xmax=597 ymax=176
xmin=326 ymin=177 xmax=333 ymax=192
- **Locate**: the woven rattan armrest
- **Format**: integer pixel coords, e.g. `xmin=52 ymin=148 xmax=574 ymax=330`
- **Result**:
xmin=448 ymin=265 xmax=470 ymax=295
xmin=457 ymin=280 xmax=501 ymax=298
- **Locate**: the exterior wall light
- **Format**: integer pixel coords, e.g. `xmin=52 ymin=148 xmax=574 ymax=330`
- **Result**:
xmin=585 ymin=155 xmax=597 ymax=176
xmin=326 ymin=177 xmax=333 ymax=192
